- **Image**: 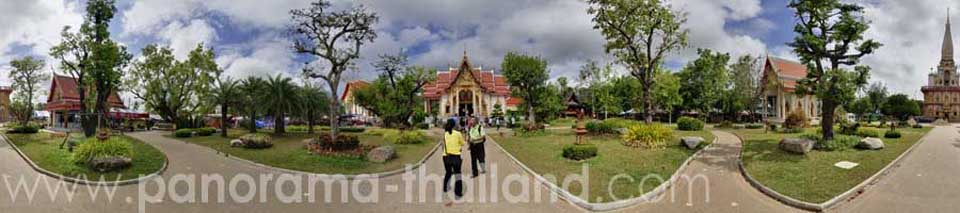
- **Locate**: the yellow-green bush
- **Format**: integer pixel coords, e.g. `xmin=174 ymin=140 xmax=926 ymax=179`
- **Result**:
xmin=72 ymin=137 xmax=134 ymax=165
xmin=677 ymin=116 xmax=704 ymax=131
xmin=621 ymin=123 xmax=675 ymax=149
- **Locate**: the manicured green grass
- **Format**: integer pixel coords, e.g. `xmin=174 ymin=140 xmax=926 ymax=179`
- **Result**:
xmin=735 ymin=127 xmax=933 ymax=203
xmin=490 ymin=127 xmax=715 ymax=202
xmin=548 ymin=118 xmax=577 ymax=128
xmin=4 ymin=132 xmax=167 ymax=181
xmin=173 ymin=128 xmax=440 ymax=174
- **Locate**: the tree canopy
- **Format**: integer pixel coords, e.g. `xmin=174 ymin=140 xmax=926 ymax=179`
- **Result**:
xmin=678 ymin=49 xmax=730 ymax=114
xmin=501 ymin=52 xmax=550 ymax=123
xmin=353 ymin=51 xmax=436 ymax=128
xmin=125 ymin=44 xmax=217 ymax=128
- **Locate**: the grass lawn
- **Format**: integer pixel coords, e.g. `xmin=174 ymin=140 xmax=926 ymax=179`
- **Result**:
xmin=547 ymin=118 xmax=577 ymax=128
xmin=3 ymin=132 xmax=167 ymax=182
xmin=173 ymin=128 xmax=440 ymax=174
xmin=735 ymin=126 xmax=933 ymax=203
xmin=490 ymin=127 xmax=715 ymax=202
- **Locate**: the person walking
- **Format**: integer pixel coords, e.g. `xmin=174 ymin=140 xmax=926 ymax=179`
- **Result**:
xmin=441 ymin=118 xmax=465 ymax=199
xmin=467 ymin=117 xmax=487 ymax=177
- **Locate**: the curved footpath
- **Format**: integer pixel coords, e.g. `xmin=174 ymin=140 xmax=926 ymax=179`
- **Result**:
xmin=835 ymin=125 xmax=960 ymax=212
xmin=619 ymin=131 xmax=800 ymax=212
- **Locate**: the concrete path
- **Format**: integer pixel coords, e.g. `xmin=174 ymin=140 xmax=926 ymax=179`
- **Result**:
xmin=836 ymin=125 xmax=960 ymax=212
xmin=0 ymin=131 xmax=579 ymax=213
xmin=618 ymin=131 xmax=802 ymax=212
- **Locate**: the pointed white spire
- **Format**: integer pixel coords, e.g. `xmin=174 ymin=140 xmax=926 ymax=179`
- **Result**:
xmin=943 ymin=8 xmax=954 ymax=62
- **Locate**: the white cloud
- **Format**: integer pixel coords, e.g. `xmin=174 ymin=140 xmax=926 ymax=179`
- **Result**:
xmin=0 ymin=0 xmax=82 ymax=94
xmin=217 ymin=34 xmax=295 ymax=80
xmin=159 ymin=19 xmax=218 ymax=59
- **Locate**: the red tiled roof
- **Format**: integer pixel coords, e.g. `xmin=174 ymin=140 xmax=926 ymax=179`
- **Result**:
xmin=506 ymin=97 xmax=522 ymax=107
xmin=341 ymin=80 xmax=370 ymax=101
xmin=46 ymin=75 xmax=124 ymax=111
xmin=768 ymin=57 xmax=808 ymax=79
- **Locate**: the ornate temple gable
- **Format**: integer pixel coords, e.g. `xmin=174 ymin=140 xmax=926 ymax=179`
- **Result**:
xmin=448 ymin=52 xmax=488 ymax=92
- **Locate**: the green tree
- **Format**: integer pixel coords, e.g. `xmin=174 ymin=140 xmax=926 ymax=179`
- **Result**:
xmin=788 ymin=0 xmax=881 ymax=140
xmin=239 ymin=77 xmax=267 ymax=133
xmin=846 ymin=97 xmax=872 ymax=122
xmin=501 ymin=52 xmax=550 ymax=123
xmin=8 ymin=56 xmax=48 ymax=125
xmin=353 ymin=51 xmax=436 ymax=128
xmin=881 ymin=94 xmax=920 ymax=129
xmin=865 ymin=82 xmax=888 ymax=122
xmin=263 ymin=75 xmax=300 ymax=135
xmin=652 ymin=70 xmax=681 ymax=122
xmin=727 ymin=55 xmax=760 ymax=120
xmin=297 ymin=79 xmax=330 ymax=134
xmin=588 ymin=0 xmax=688 ymax=123
xmin=49 ymin=0 xmax=132 ymax=136
xmin=556 ymin=77 xmax=573 ymax=98
xmin=678 ymin=49 xmax=730 ymax=115
xmin=126 ymin=44 xmax=216 ymax=129
xmin=292 ymin=0 xmax=379 ymax=139
xmin=210 ymin=77 xmax=240 ymax=137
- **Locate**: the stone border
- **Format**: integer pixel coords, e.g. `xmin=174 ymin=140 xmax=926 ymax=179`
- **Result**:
xmin=0 ymin=133 xmax=169 ymax=186
xmin=489 ymin=133 xmax=718 ymax=212
xmin=170 ymin=132 xmax=443 ymax=180
xmin=734 ymin=128 xmax=936 ymax=212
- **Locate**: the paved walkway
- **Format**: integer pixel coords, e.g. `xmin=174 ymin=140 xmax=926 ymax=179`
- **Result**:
xmin=836 ymin=125 xmax=960 ymax=212
xmin=0 ymin=131 xmax=578 ymax=213
xmin=618 ymin=131 xmax=801 ymax=212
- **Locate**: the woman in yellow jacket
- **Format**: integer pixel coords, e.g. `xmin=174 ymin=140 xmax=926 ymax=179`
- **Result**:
xmin=442 ymin=118 xmax=466 ymax=198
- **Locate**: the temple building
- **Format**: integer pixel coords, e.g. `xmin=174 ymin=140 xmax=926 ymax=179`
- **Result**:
xmin=758 ymin=56 xmax=821 ymax=123
xmin=0 ymin=86 xmax=12 ymax=123
xmin=45 ymin=75 xmax=126 ymax=129
xmin=922 ymin=13 xmax=960 ymax=121
xmin=422 ymin=52 xmax=520 ymax=118
xmin=341 ymin=80 xmax=376 ymax=123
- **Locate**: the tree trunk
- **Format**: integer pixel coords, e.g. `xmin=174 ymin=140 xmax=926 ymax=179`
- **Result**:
xmin=274 ymin=111 xmax=285 ymax=135
xmin=328 ymin=82 xmax=341 ymax=139
xmin=821 ymin=99 xmax=837 ymax=140
xmin=248 ymin=110 xmax=257 ymax=133
xmin=527 ymin=104 xmax=536 ymax=123
xmin=642 ymin=84 xmax=653 ymax=124
xmin=307 ymin=110 xmax=315 ymax=134
xmin=220 ymin=103 xmax=229 ymax=137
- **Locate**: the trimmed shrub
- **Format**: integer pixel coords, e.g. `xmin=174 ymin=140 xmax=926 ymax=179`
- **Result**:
xmin=287 ymin=125 xmax=309 ymax=132
xmin=798 ymin=133 xmax=822 ymax=142
xmin=239 ymin=133 xmax=273 ymax=149
xmin=314 ymin=134 xmax=359 ymax=151
xmin=677 ymin=117 xmax=704 ymax=131
xmin=745 ymin=123 xmax=764 ymax=129
xmin=72 ymin=137 xmax=134 ymax=165
xmin=884 ymin=130 xmax=902 ymax=138
xmin=340 ymin=127 xmax=366 ymax=133
xmin=780 ymin=128 xmax=804 ymax=134
xmin=716 ymin=120 xmax=735 ymax=129
xmin=621 ymin=124 xmax=675 ymax=149
xmin=7 ymin=124 xmax=40 ymax=134
xmin=174 ymin=129 xmax=194 ymax=138
xmin=855 ymin=128 xmax=881 ymax=138
xmin=784 ymin=111 xmax=809 ymax=129
xmin=393 ymin=131 xmax=428 ymax=145
xmin=195 ymin=127 xmax=216 ymax=136
xmin=602 ymin=118 xmax=641 ymax=128
xmin=562 ymin=144 xmax=598 ymax=160
xmin=585 ymin=121 xmax=617 ymax=135
xmin=817 ymin=135 xmax=861 ymax=151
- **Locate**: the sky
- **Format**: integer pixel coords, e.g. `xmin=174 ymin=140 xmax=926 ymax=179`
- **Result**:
xmin=1 ymin=0 xmax=960 ymax=105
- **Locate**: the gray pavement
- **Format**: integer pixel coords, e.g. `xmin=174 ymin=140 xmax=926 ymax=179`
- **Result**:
xmin=836 ymin=125 xmax=960 ymax=212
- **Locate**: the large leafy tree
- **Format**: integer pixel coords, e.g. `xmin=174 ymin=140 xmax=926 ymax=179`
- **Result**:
xmin=881 ymin=94 xmax=921 ymax=129
xmin=8 ymin=56 xmax=48 ymax=125
xmin=678 ymin=49 xmax=730 ymax=115
xmin=501 ymin=52 xmax=550 ymax=123
xmin=724 ymin=55 xmax=760 ymax=120
xmin=864 ymin=82 xmax=888 ymax=122
xmin=651 ymin=70 xmax=681 ymax=122
xmin=588 ymin=0 xmax=688 ymax=123
xmin=292 ymin=0 xmax=378 ymax=139
xmin=846 ymin=97 xmax=872 ymax=122
xmin=263 ymin=75 xmax=300 ymax=135
xmin=125 ymin=44 xmax=216 ymax=129
xmin=49 ymin=0 xmax=131 ymax=136
xmin=353 ymin=51 xmax=435 ymax=128
xmin=788 ymin=0 xmax=881 ymax=140
xmin=578 ymin=60 xmax=615 ymax=118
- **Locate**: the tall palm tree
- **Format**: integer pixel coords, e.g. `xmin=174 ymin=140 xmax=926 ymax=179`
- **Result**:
xmin=263 ymin=74 xmax=300 ymax=135
xmin=240 ymin=77 xmax=266 ymax=133
xmin=212 ymin=77 xmax=240 ymax=137
xmin=297 ymin=82 xmax=330 ymax=134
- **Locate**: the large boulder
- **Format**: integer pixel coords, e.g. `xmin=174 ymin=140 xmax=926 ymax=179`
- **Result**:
xmin=907 ymin=118 xmax=918 ymax=127
xmin=89 ymin=156 xmax=132 ymax=172
xmin=367 ymin=146 xmax=396 ymax=163
xmin=856 ymin=137 xmax=885 ymax=150
xmin=680 ymin=136 xmax=705 ymax=149
xmin=933 ymin=119 xmax=950 ymax=126
xmin=230 ymin=139 xmax=244 ymax=147
xmin=779 ymin=138 xmax=815 ymax=154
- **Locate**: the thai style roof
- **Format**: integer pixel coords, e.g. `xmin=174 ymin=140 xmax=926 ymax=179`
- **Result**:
xmin=341 ymin=80 xmax=371 ymax=101
xmin=764 ymin=56 xmax=809 ymax=92
xmin=422 ymin=53 xmax=512 ymax=99
xmin=45 ymin=75 xmax=125 ymax=111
